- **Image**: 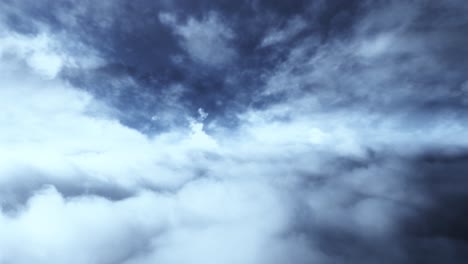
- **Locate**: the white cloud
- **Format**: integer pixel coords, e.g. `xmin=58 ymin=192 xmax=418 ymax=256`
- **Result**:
xmin=0 ymin=187 xmax=172 ymax=264
xmin=160 ymin=12 xmax=236 ymax=66
xmin=261 ymin=16 xmax=307 ymax=47
xmin=0 ymin=33 xmax=63 ymax=79
xmin=0 ymin=28 xmax=103 ymax=80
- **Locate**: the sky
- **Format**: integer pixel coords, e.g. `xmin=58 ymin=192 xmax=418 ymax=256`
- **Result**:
xmin=1 ymin=0 xmax=468 ymax=263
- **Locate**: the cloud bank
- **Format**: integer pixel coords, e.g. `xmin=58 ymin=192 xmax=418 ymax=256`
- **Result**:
xmin=1 ymin=1 xmax=468 ymax=263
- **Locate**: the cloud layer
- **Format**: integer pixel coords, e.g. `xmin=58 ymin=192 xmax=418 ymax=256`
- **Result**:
xmin=1 ymin=1 xmax=468 ymax=263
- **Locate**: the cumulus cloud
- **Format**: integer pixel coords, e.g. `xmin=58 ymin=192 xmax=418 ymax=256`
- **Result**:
xmin=1 ymin=0 xmax=468 ymax=263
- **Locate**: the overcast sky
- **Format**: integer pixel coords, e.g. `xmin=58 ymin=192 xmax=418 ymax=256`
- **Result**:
xmin=1 ymin=1 xmax=468 ymax=263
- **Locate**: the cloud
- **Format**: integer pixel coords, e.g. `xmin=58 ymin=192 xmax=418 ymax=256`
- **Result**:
xmin=0 ymin=187 xmax=171 ymax=264
xmin=160 ymin=12 xmax=236 ymax=66
xmin=1 ymin=1 xmax=468 ymax=263
xmin=0 ymin=32 xmax=64 ymax=79
xmin=260 ymin=16 xmax=307 ymax=47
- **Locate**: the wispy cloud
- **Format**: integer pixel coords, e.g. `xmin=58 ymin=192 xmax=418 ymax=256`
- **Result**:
xmin=160 ymin=12 xmax=236 ymax=67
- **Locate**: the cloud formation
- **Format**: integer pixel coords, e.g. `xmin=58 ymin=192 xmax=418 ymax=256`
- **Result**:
xmin=1 ymin=1 xmax=468 ymax=263
xmin=160 ymin=12 xmax=236 ymax=66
